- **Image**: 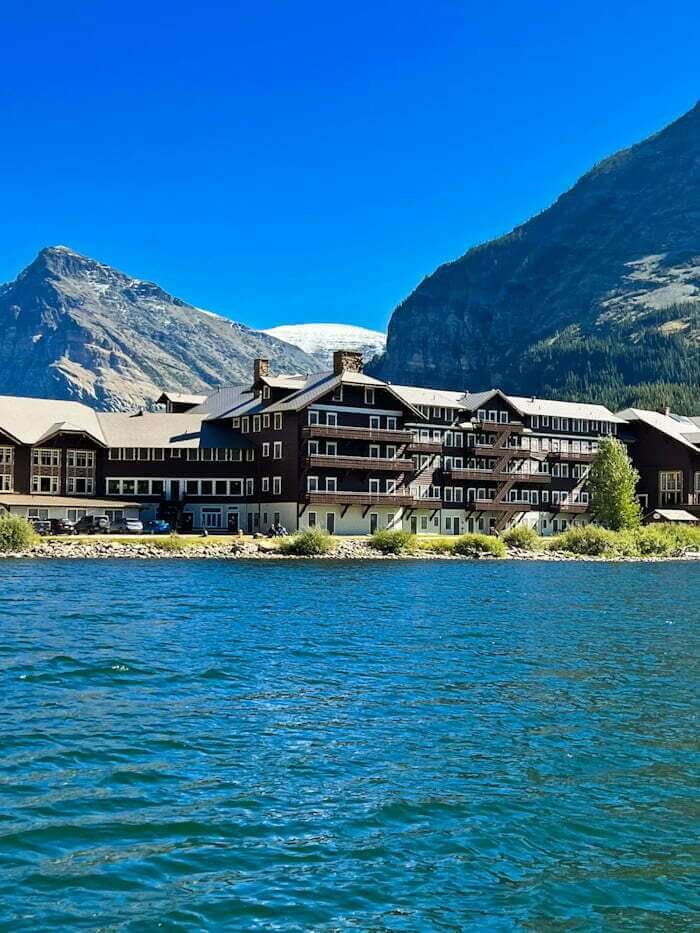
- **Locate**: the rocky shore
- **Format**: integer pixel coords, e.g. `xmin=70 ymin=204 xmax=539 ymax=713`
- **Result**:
xmin=2 ymin=538 xmax=699 ymax=562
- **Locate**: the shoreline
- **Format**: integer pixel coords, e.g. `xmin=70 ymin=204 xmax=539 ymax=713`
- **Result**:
xmin=3 ymin=538 xmax=699 ymax=562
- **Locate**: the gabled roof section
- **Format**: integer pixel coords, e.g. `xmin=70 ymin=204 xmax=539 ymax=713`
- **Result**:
xmin=188 ymin=385 xmax=255 ymax=420
xmin=464 ymin=389 xmax=525 ymax=416
xmin=266 ymin=370 xmax=425 ymax=418
xmin=510 ymin=395 xmax=625 ymax=422
xmin=0 ymin=396 xmax=106 ymax=445
xmin=390 ymin=384 xmax=468 ymax=410
xmin=156 ymin=392 xmax=208 ymax=407
xmin=617 ymin=408 xmax=700 ymax=451
xmin=261 ymin=374 xmax=308 ymax=390
xmin=96 ymin=412 xmax=251 ymax=449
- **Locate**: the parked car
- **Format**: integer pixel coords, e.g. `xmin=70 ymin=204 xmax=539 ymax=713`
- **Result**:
xmin=111 ymin=517 xmax=144 ymax=534
xmin=74 ymin=514 xmax=110 ymax=535
xmin=143 ymin=519 xmax=172 ymax=535
xmin=49 ymin=518 xmax=76 ymax=535
xmin=29 ymin=518 xmax=51 ymax=536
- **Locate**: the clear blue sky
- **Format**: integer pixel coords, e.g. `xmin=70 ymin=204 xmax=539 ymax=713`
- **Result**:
xmin=2 ymin=1 xmax=698 ymax=332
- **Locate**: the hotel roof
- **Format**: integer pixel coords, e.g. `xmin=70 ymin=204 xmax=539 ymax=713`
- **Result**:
xmin=0 ymin=396 xmax=106 ymax=445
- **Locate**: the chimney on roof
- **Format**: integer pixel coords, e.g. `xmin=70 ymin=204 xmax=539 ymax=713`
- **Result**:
xmin=254 ymin=358 xmax=269 ymax=381
xmin=657 ymin=405 xmax=671 ymax=417
xmin=333 ymin=350 xmax=363 ymax=375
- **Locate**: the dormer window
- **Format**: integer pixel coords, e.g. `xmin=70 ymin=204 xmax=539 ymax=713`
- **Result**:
xmin=263 ymin=386 xmax=271 ymax=400
xmin=365 ymin=387 xmax=375 ymax=405
xmin=332 ymin=386 xmax=343 ymax=402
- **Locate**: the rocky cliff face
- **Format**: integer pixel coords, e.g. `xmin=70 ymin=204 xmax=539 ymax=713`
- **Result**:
xmin=372 ymin=102 xmax=700 ymax=413
xmin=0 ymin=247 xmax=318 ymax=410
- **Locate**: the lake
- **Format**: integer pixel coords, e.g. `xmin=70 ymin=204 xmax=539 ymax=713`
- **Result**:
xmin=0 ymin=559 xmax=698 ymax=929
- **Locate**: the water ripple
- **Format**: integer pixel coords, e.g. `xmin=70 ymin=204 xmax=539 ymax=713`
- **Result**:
xmin=0 ymin=559 xmax=698 ymax=929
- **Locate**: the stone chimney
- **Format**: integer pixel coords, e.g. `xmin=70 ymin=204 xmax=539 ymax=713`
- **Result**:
xmin=657 ymin=404 xmax=671 ymax=417
xmin=333 ymin=350 xmax=364 ymax=375
xmin=254 ymin=358 xmax=270 ymax=381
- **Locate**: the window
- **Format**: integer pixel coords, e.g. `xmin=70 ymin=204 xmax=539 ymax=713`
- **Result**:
xmin=326 ymin=412 xmax=337 ymax=427
xmin=253 ymin=416 xmax=261 ymax=432
xmin=262 ymin=477 xmax=270 ymax=492
xmin=108 ymin=449 xmax=120 ymax=460
xmin=308 ymin=512 xmax=317 ymax=528
xmin=242 ymin=417 xmax=250 ymax=433
xmin=308 ymin=440 xmax=319 ymax=455
xmin=478 ymin=410 xmax=486 ymax=421
xmin=386 ymin=445 xmax=396 ymax=459
xmin=369 ymin=512 xmax=379 ymax=534
xmin=274 ymin=413 xmax=283 ymax=430
xmin=262 ymin=442 xmax=270 ymax=457
xmin=28 ymin=508 xmax=49 ymax=520
xmin=33 ymin=447 xmax=60 ymax=467
xmin=186 ymin=480 xmax=199 ymax=495
xmin=369 ymin=444 xmax=380 ymax=459
xmin=326 ymin=442 xmax=337 ymax=456
xmin=263 ymin=414 xmax=270 ymax=428
xmin=171 ymin=449 xmax=182 ymax=458
xmin=232 ymin=418 xmax=240 ymax=428
xmin=67 ymin=508 xmax=87 ymax=522
xmin=370 ymin=416 xmax=380 ymax=430
xmin=386 ymin=417 xmax=397 ymax=430
xmin=273 ymin=441 xmax=282 ymax=459
xmin=151 ymin=449 xmax=164 ymax=461
xmin=137 ymin=479 xmax=150 ymax=495
xmin=67 ymin=449 xmax=95 ymax=468
xmin=542 ymin=490 xmax=549 ymax=504
xmin=187 ymin=449 xmax=199 ymax=461
xmin=365 ymin=387 xmax=375 ymax=405
xmin=325 ymin=477 xmax=337 ymax=492
xmin=273 ymin=477 xmax=281 ymax=495
xmin=245 ymin=478 xmax=254 ymax=496
xmin=263 ymin=386 xmax=271 ymax=400
xmin=659 ymin=471 xmax=683 ymax=505
xmin=200 ymin=480 xmax=213 ymax=496
xmin=369 ymin=478 xmax=380 ymax=494
xmin=499 ymin=411 xmax=508 ymax=423
xmin=488 ymin=410 xmax=498 ymax=423
xmin=531 ymin=415 xmax=539 ymax=429
xmin=307 ymin=476 xmax=319 ymax=492
xmin=333 ymin=385 xmax=343 ymax=402
xmin=229 ymin=479 xmax=243 ymax=496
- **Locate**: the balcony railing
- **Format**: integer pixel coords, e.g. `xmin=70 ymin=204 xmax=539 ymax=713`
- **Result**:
xmin=550 ymin=501 xmax=589 ymax=513
xmin=547 ymin=450 xmax=596 ymax=462
xmin=304 ymin=490 xmax=415 ymax=507
xmin=407 ymin=439 xmax=443 ymax=453
xmin=473 ymin=419 xmax=524 ymax=432
xmin=304 ymin=454 xmax=414 ymax=472
xmin=303 ymin=425 xmax=412 ymax=443
xmin=442 ymin=468 xmax=552 ymax=483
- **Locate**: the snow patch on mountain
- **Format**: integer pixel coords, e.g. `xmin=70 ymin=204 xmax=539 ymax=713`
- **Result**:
xmin=263 ymin=323 xmax=386 ymax=367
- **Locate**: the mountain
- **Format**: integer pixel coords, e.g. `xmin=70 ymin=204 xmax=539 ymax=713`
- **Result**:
xmin=372 ymin=102 xmax=700 ymax=414
xmin=0 ymin=246 xmax=318 ymax=411
xmin=263 ymin=323 xmax=386 ymax=369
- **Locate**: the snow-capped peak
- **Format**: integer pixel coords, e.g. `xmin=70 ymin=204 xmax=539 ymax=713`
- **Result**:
xmin=263 ymin=323 xmax=386 ymax=359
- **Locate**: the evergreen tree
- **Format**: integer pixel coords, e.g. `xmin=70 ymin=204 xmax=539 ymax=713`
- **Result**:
xmin=588 ymin=436 xmax=641 ymax=530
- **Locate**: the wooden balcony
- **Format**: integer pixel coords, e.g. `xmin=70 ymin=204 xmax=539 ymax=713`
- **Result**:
xmin=304 ymin=454 xmax=414 ymax=472
xmin=474 ymin=420 xmax=525 ymax=433
xmin=550 ymin=502 xmax=589 ymax=513
xmin=302 ymin=425 xmax=412 ymax=443
xmin=442 ymin=468 xmax=551 ymax=484
xmin=547 ymin=450 xmax=596 ymax=462
xmin=304 ymin=490 xmax=414 ymax=507
xmin=406 ymin=439 xmax=442 ymax=453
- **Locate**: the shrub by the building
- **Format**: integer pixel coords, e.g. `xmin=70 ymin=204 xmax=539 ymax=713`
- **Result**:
xmin=0 ymin=516 xmax=38 ymax=553
xmin=278 ymin=529 xmax=335 ymax=556
xmin=368 ymin=530 xmax=416 ymax=554
xmin=500 ymin=525 xmax=543 ymax=551
xmin=452 ymin=533 xmax=506 ymax=558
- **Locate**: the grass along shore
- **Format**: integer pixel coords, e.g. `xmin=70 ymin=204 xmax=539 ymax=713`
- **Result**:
xmin=0 ymin=518 xmax=699 ymax=561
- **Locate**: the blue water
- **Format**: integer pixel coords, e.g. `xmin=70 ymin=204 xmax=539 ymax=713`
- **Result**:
xmin=0 ymin=559 xmax=698 ymax=930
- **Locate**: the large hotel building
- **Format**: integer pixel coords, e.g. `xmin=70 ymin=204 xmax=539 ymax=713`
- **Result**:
xmin=0 ymin=351 xmax=698 ymax=533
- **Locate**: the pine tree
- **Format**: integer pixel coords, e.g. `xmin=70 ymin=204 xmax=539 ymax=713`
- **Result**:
xmin=588 ymin=436 xmax=641 ymax=530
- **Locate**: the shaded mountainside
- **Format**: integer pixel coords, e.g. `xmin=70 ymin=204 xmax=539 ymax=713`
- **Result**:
xmin=0 ymin=247 xmax=318 ymax=410
xmin=372 ymin=102 xmax=700 ymax=413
